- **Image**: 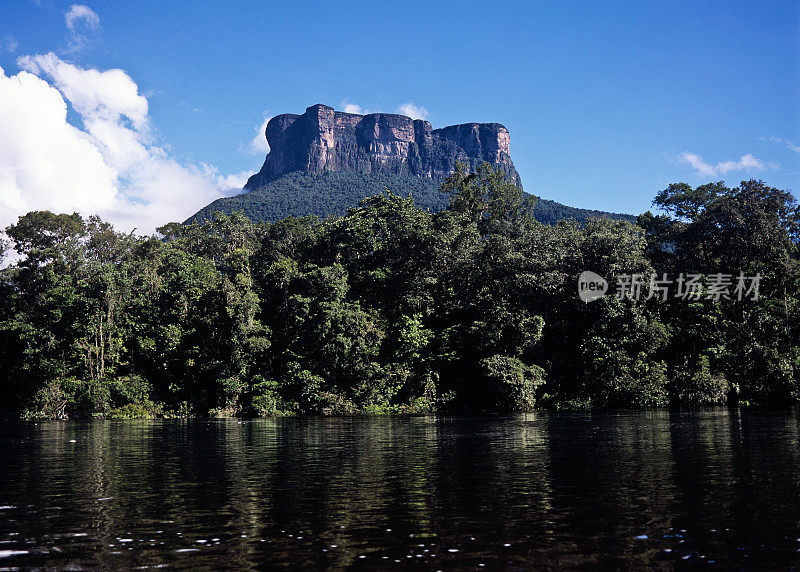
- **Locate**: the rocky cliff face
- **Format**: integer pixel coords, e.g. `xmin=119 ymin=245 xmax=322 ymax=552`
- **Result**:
xmin=245 ymin=104 xmax=521 ymax=190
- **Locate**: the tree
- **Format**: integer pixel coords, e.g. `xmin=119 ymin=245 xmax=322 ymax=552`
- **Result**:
xmin=441 ymin=162 xmax=536 ymax=236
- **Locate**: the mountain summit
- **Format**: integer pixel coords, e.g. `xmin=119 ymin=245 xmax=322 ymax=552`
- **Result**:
xmin=244 ymin=104 xmax=521 ymax=190
xmin=188 ymin=104 xmax=634 ymax=225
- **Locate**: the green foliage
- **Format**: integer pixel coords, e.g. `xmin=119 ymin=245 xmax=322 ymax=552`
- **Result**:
xmin=576 ymin=297 xmax=669 ymax=407
xmin=441 ymin=162 xmax=535 ymax=231
xmin=23 ymin=380 xmax=70 ymax=420
xmin=397 ymin=314 xmax=433 ymax=361
xmin=2 ymin=172 xmax=799 ymax=416
xmin=186 ymin=170 xmax=635 ymax=227
xmin=109 ymin=375 xmax=153 ymax=406
xmin=23 ymin=377 xmax=111 ymax=419
xmin=673 ymin=354 xmax=729 ymax=405
xmin=109 ymin=400 xmax=163 ymax=419
xmin=248 ymin=375 xmax=281 ymax=416
xmin=479 ymin=354 xmax=545 ymax=411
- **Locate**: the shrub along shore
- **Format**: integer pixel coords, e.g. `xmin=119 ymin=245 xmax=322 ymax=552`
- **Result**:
xmin=1 ymin=164 xmax=798 ymax=419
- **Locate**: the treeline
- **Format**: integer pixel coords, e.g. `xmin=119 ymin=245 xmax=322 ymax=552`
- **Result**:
xmin=187 ymin=169 xmax=635 ymax=226
xmin=1 ymin=164 xmax=798 ymax=418
xmin=188 ymin=171 xmax=450 ymax=223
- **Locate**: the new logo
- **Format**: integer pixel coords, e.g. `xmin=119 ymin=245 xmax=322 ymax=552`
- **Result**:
xmin=578 ymin=271 xmax=608 ymax=303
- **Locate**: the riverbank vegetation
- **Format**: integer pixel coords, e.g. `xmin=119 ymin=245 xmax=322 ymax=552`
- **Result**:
xmin=1 ymin=164 xmax=798 ymax=418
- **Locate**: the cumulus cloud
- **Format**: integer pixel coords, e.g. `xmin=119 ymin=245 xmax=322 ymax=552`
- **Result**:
xmin=19 ymin=52 xmax=148 ymax=130
xmin=247 ymin=113 xmax=272 ymax=155
xmin=218 ymin=171 xmax=251 ymax=191
xmin=202 ymin=164 xmax=251 ymax=193
xmin=0 ymin=54 xmax=239 ymax=235
xmin=338 ymin=100 xmax=430 ymax=120
xmin=0 ymin=65 xmax=117 ymax=217
xmin=679 ymin=152 xmax=766 ymax=177
xmin=64 ymin=4 xmax=100 ymax=53
xmin=340 ymin=99 xmax=366 ymax=115
xmin=396 ymin=102 xmax=429 ymax=120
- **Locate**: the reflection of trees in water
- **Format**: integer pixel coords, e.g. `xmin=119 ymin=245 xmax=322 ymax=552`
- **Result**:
xmin=6 ymin=416 xmax=552 ymax=567
xmin=669 ymin=409 xmax=738 ymax=530
xmin=428 ymin=414 xmax=554 ymax=539
xmin=261 ymin=416 xmax=442 ymax=568
xmin=668 ymin=409 xmax=800 ymax=565
xmin=541 ymin=411 xmax=677 ymax=566
xmin=10 ymin=411 xmax=800 ymax=568
xmin=25 ymin=421 xmax=161 ymax=567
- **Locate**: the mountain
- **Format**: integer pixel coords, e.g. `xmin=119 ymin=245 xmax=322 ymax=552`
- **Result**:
xmin=187 ymin=104 xmax=634 ymax=225
xmin=243 ymin=103 xmax=520 ymax=190
xmin=189 ymin=170 xmax=635 ymax=225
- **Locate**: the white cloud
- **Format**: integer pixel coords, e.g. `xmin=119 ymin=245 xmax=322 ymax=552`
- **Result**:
xmin=396 ymin=102 xmax=429 ymax=121
xmin=679 ymin=152 xmax=716 ymax=176
xmin=0 ymin=54 xmax=239 ymax=235
xmin=248 ymin=113 xmax=272 ymax=155
xmin=64 ymin=4 xmax=100 ymax=53
xmin=2 ymin=36 xmax=19 ymax=53
xmin=19 ymin=52 xmax=148 ymax=130
xmin=202 ymin=164 xmax=250 ymax=193
xmin=764 ymin=136 xmax=800 ymax=154
xmin=0 ymin=65 xmax=117 ymax=218
xmin=338 ymin=100 xmax=430 ymax=120
xmin=65 ymin=5 xmax=99 ymax=31
xmin=679 ymin=151 xmax=766 ymax=177
xmin=340 ymin=99 xmax=365 ymax=115
xmin=715 ymin=154 xmax=764 ymax=174
xmin=218 ymin=171 xmax=251 ymax=191
xmin=339 ymin=100 xmax=430 ymax=120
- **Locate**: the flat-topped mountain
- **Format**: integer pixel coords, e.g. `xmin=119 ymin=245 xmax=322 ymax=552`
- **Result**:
xmin=188 ymin=104 xmax=634 ymax=225
xmin=244 ymin=104 xmax=521 ymax=190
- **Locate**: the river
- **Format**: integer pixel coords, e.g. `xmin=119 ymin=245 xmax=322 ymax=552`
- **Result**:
xmin=2 ymin=409 xmax=800 ymax=568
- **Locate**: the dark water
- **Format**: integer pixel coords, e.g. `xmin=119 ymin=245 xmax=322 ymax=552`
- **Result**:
xmin=2 ymin=410 xmax=800 ymax=569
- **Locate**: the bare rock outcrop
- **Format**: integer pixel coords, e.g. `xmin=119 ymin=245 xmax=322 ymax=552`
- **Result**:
xmin=245 ymin=104 xmax=520 ymax=190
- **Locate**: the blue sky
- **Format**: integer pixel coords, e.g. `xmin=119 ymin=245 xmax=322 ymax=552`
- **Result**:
xmin=0 ymin=1 xmax=797 ymax=233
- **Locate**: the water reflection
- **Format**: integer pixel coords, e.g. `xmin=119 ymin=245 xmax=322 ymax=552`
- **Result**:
xmin=1 ymin=410 xmax=800 ymax=568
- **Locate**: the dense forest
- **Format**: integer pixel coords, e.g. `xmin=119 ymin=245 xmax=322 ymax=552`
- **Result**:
xmin=1 ymin=163 xmax=798 ymax=419
xmin=187 ymin=170 xmax=635 ymax=226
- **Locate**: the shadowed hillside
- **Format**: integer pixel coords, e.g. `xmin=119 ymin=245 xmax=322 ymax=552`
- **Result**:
xmin=187 ymin=170 xmax=635 ymax=225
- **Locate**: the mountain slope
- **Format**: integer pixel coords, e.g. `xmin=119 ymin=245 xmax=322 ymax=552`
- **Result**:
xmin=187 ymin=170 xmax=635 ymax=225
xmin=188 ymin=104 xmax=635 ymax=225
